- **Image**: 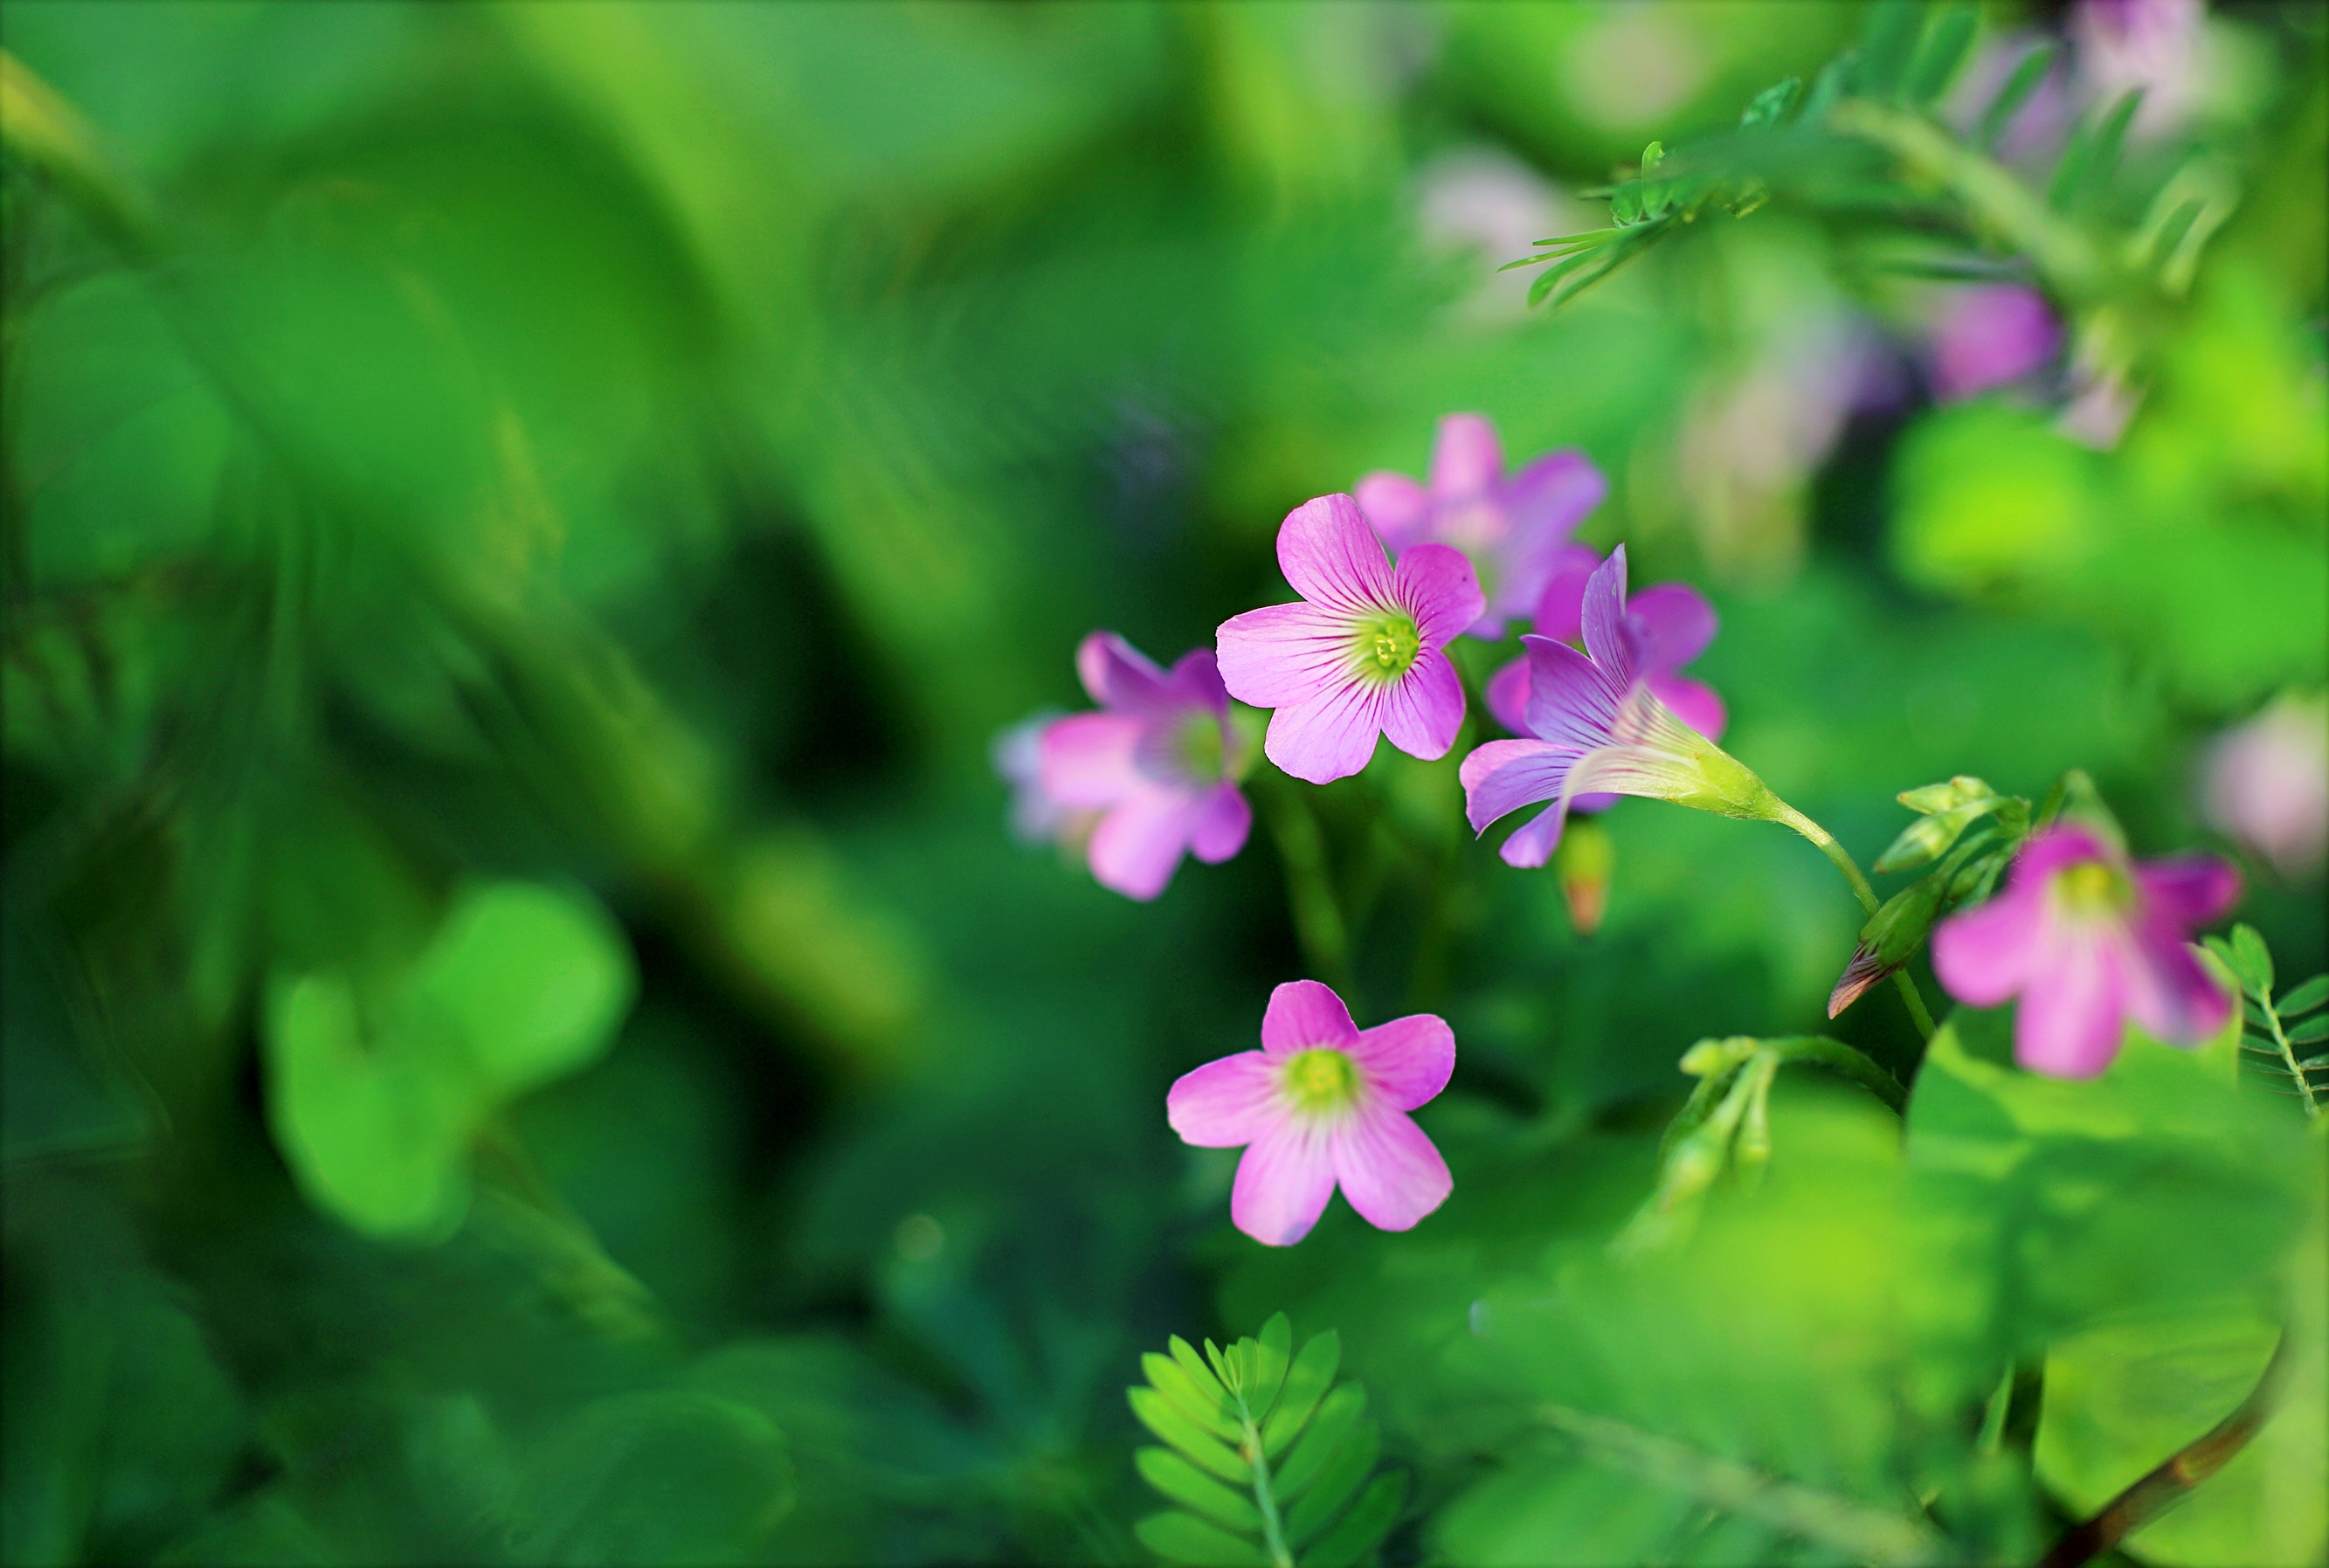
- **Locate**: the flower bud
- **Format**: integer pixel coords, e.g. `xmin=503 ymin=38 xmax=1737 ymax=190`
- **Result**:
xmin=1897 ymin=775 xmax=1996 ymax=814
xmin=1875 ymin=797 xmax=2005 ymax=874
xmin=1828 ymin=874 xmax=1947 ymax=1017
xmin=1553 ymin=818 xmax=1615 ymax=936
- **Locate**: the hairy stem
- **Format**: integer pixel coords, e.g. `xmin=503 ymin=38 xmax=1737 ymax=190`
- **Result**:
xmin=2035 ymin=1332 xmax=2292 ymax=1568
xmin=1772 ymin=804 xmax=1938 ymax=1042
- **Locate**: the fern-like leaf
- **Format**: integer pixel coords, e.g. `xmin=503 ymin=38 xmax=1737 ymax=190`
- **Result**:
xmin=2205 ymin=925 xmax=2325 ymax=1119
xmin=1128 ymin=1316 xmax=1404 ymax=1568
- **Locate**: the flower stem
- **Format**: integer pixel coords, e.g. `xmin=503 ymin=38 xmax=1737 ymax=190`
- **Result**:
xmin=1772 ymin=803 xmax=1938 ymax=1043
xmin=1260 ymin=772 xmax=1351 ymax=990
xmin=2256 ymin=982 xmax=2321 ymax=1121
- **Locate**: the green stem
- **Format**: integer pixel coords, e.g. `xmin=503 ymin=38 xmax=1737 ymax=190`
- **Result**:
xmin=1240 ymin=1413 xmax=1296 ymax=1568
xmin=1771 ymin=804 xmax=1937 ymax=1042
xmin=1260 ymin=772 xmax=1351 ymax=990
xmin=1977 ymin=1364 xmax=2015 ymax=1456
xmin=2256 ymin=984 xmax=2321 ymax=1121
xmin=1766 ymin=1036 xmax=1910 ymax=1115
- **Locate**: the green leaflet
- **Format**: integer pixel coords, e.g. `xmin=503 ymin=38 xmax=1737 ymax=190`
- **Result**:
xmin=1127 ymin=1316 xmax=1402 ymax=1568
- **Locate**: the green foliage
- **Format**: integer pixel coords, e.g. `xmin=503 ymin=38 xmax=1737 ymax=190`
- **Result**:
xmin=2206 ymin=923 xmax=2329 ymax=1118
xmin=1127 ymin=1316 xmax=1406 ymax=1568
xmin=262 ymin=881 xmax=637 ymax=1239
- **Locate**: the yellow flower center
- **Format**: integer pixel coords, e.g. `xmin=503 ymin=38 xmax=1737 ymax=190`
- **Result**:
xmin=1352 ymin=614 xmax=1421 ymax=684
xmin=1283 ymin=1048 xmax=1359 ymax=1114
xmin=2054 ymin=860 xmax=2130 ymax=914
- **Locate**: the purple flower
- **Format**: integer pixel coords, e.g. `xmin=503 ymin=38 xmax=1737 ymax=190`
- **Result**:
xmin=994 ymin=712 xmax=1094 ymax=847
xmin=1932 ymin=823 xmax=2241 ymax=1079
xmin=1462 ymin=546 xmax=1773 ymax=867
xmin=1035 ymin=633 xmax=1253 ymax=901
xmin=1216 ymin=494 xmax=1484 ymax=786
xmin=1166 ymin=980 xmax=1454 ymax=1247
xmin=1483 ymin=546 xmax=1728 ymax=745
xmin=1929 ymin=285 xmax=2063 ymax=402
xmin=2201 ymin=695 xmax=2327 ymax=881
xmin=1354 ymin=414 xmax=1606 ymax=638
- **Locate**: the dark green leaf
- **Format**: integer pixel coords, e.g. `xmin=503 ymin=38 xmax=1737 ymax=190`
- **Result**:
xmin=1283 ymin=1417 xmax=1379 ymax=1545
xmin=1136 ymin=1510 xmax=1268 ymax=1568
xmin=1856 ymin=0 xmax=1925 ymax=100
xmin=1136 ymin=1449 xmax=1261 ymax=1535
xmin=1296 ymin=1473 xmax=1406 ymax=1568
xmin=1978 ymin=43 xmax=2063 ymax=149
xmin=2244 ymin=1000 xmax=2276 ymax=1032
xmin=2298 ymin=1055 xmax=2329 ymax=1071
xmin=2048 ymin=115 xmax=2099 ymax=211
xmin=1130 ymin=1388 xmax=1248 ymax=1484
xmin=1273 ymin=1385 xmax=1365 ymax=1500
xmin=1905 ymin=5 xmax=1979 ymax=105
xmin=2276 ymin=976 xmax=2329 ymax=1015
xmin=1804 ymin=52 xmax=1856 ymax=123
xmin=2286 ymin=1016 xmax=2329 ymax=1046
xmin=1261 ymin=1333 xmax=1340 ymax=1458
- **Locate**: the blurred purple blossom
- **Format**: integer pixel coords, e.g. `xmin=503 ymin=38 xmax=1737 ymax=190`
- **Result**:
xmin=1929 ymin=285 xmax=2064 ymax=402
xmin=1355 ymin=413 xmax=1607 ymax=637
xmin=1216 ymin=493 xmax=1482 ymax=784
xmin=1932 ymin=823 xmax=2240 ymax=1078
xmin=2202 ymin=695 xmax=2328 ymax=880
xmin=1033 ymin=633 xmax=1251 ymax=901
xmin=1166 ymin=979 xmax=1453 ymax=1247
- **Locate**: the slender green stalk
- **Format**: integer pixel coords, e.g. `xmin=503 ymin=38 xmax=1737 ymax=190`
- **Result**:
xmin=1239 ymin=1413 xmax=1296 ymax=1568
xmin=1771 ymin=804 xmax=1938 ymax=1041
xmin=1260 ymin=772 xmax=1351 ymax=990
xmin=2253 ymin=983 xmax=2321 ymax=1121
xmin=1977 ymin=1364 xmax=2015 ymax=1455
xmin=1766 ymin=1036 xmax=1909 ymax=1114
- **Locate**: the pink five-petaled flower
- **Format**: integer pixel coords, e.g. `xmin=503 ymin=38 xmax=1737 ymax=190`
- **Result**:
xmin=1462 ymin=546 xmax=1773 ymax=867
xmin=1216 ymin=494 xmax=1484 ymax=785
xmin=1483 ymin=546 xmax=1728 ymax=745
xmin=1036 ymin=633 xmax=1252 ymax=901
xmin=1167 ymin=980 xmax=1455 ymax=1247
xmin=1355 ymin=413 xmax=1607 ymax=638
xmin=1932 ymin=823 xmax=2242 ymax=1079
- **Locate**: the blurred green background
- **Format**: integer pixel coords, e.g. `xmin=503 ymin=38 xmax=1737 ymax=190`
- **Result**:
xmin=3 ymin=3 xmax=2322 ymax=1565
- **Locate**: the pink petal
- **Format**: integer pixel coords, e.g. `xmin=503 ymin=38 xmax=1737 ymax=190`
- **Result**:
xmin=1379 ymin=650 xmax=1466 ymax=761
xmin=2133 ymin=856 xmax=2241 ymax=928
xmin=1577 ymin=546 xmax=1639 ymax=688
xmin=1484 ymin=656 xmax=1531 ymax=734
xmin=2012 ymin=824 xmax=2115 ymax=884
xmin=1529 ymin=543 xmax=1604 ymax=644
xmin=1355 ymin=472 xmax=1432 ymax=549
xmin=1088 ymin=786 xmax=1203 ymax=900
xmin=1627 ymin=584 xmax=1717 ymax=673
xmin=1039 ymin=714 xmax=1144 ymax=809
xmin=1164 ymin=648 xmax=1232 ymax=715
xmin=1330 ymin=1105 xmax=1452 ymax=1233
xmin=1076 ymin=632 xmax=1173 ymax=713
xmin=1216 ymin=602 xmax=1357 ymax=709
xmin=1347 ymin=1014 xmax=1455 ymax=1111
xmin=1646 ymin=672 xmax=1727 ymax=743
xmin=1460 ymin=738 xmax=1575 ymax=833
xmin=1520 ymin=635 xmax=1623 ymax=749
xmin=1932 ymin=884 xmax=2047 ymax=1007
xmin=2120 ymin=923 xmax=2233 ymax=1045
xmin=1392 ymin=542 xmax=1487 ymax=647
xmin=1263 ymin=679 xmax=1386 ymax=785
xmin=2015 ymin=931 xmax=2128 ymax=1079
xmin=1430 ymin=413 xmax=1503 ymax=498
xmin=1498 ymin=803 xmax=1572 ymax=868
xmin=1501 ymin=449 xmax=1607 ymax=540
xmin=1188 ymin=784 xmax=1252 ymax=863
xmin=1261 ymin=979 xmax=1360 ymax=1054
xmin=1276 ymin=494 xmax=1395 ymax=617
xmin=1232 ymin=1121 xmax=1338 ymax=1246
xmin=1167 ymin=1050 xmax=1284 ymax=1148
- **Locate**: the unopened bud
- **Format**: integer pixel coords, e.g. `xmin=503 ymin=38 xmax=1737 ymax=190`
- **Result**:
xmin=1876 ymin=798 xmax=2004 ymax=874
xmin=1828 ymin=874 xmax=1946 ymax=1017
xmin=1897 ymin=776 xmax=1996 ymax=815
xmin=1554 ymin=819 xmax=1615 ymax=935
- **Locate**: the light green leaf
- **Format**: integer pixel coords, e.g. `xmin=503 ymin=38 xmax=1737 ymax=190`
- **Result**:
xmin=1144 ymin=1353 xmax=1242 ymax=1442
xmin=1299 ymin=1471 xmax=1406 ymax=1568
xmin=2231 ymin=926 xmax=2275 ymax=996
xmin=413 ymin=882 xmax=637 ymax=1098
xmin=1136 ymin=1449 xmax=1261 ymax=1535
xmin=1283 ymin=1415 xmax=1379 ymax=1545
xmin=1246 ymin=1313 xmax=1293 ymax=1422
xmin=1129 ymin=1388 xmax=1248 ymax=1485
xmin=1273 ymin=1385 xmax=1365 ymax=1500
xmin=1136 ymin=1510 xmax=1268 ymax=1568
xmin=1261 ymin=1332 xmax=1340 ymax=1458
xmin=2277 ymin=976 xmax=2329 ymax=1016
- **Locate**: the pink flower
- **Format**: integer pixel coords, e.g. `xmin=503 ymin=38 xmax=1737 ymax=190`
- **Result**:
xmin=2201 ymin=695 xmax=2328 ymax=880
xmin=1930 ymin=285 xmax=2063 ymax=402
xmin=1483 ymin=546 xmax=1728 ymax=744
xmin=1035 ymin=633 xmax=1253 ymax=901
xmin=1353 ymin=414 xmax=1606 ymax=637
xmin=1462 ymin=547 xmax=1773 ymax=867
xmin=1216 ymin=494 xmax=1484 ymax=785
xmin=994 ymin=712 xmax=1094 ymax=847
xmin=1932 ymin=823 xmax=2241 ymax=1079
xmin=1167 ymin=980 xmax=1454 ymax=1247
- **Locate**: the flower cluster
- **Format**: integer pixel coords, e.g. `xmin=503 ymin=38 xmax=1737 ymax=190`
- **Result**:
xmin=998 ymin=411 xmax=2248 ymax=1249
